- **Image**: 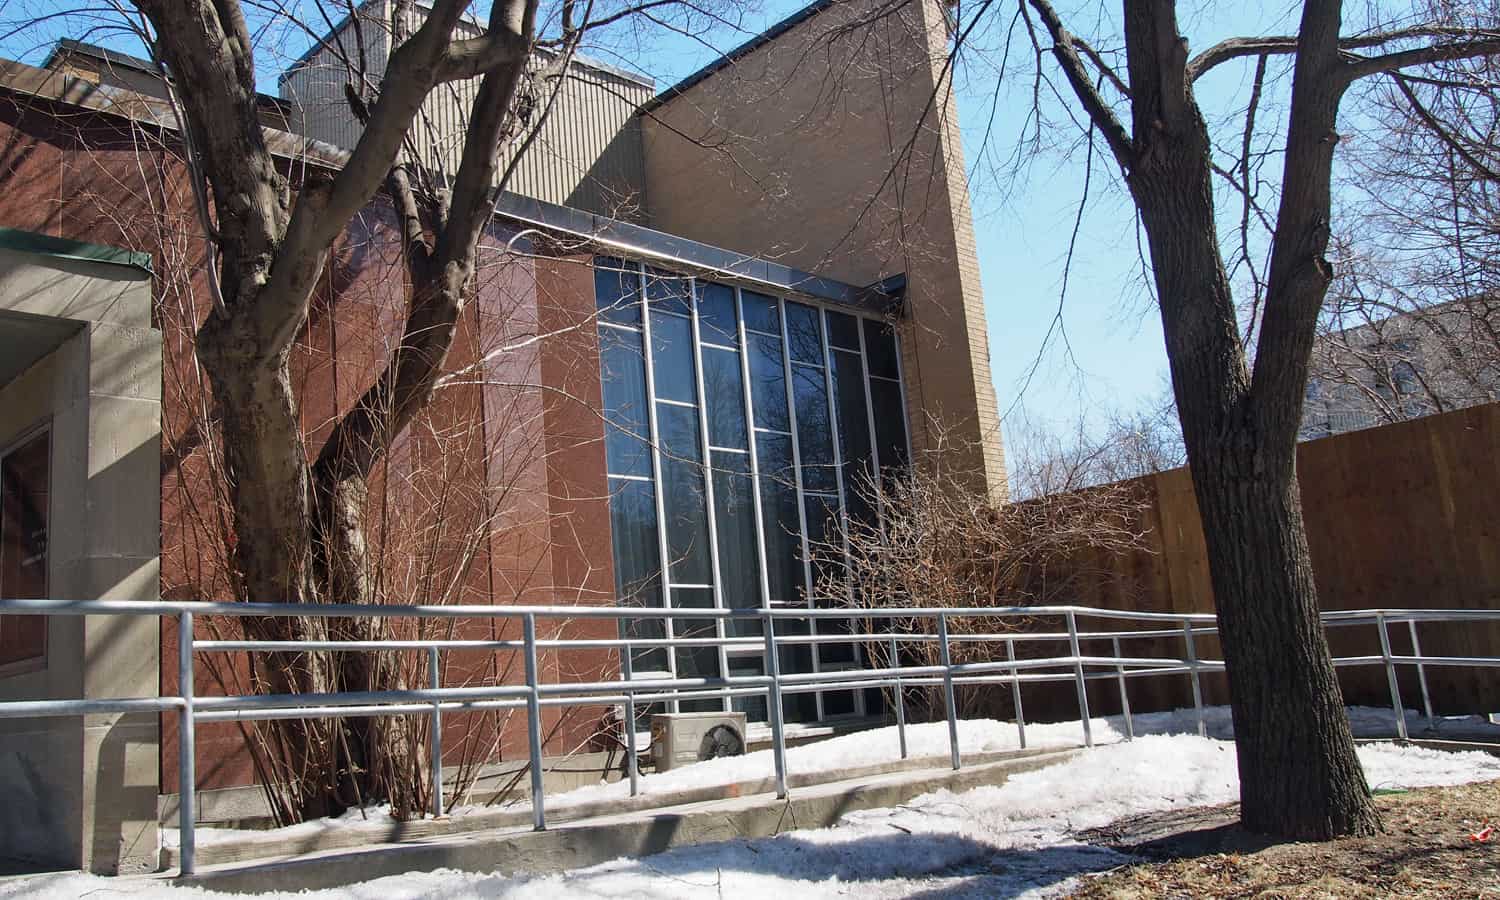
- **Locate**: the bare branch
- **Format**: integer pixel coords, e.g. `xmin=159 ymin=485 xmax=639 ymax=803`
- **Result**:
xmin=1024 ymin=0 xmax=1134 ymax=170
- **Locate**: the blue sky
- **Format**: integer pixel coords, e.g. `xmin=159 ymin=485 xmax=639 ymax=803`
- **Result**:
xmin=3 ymin=0 xmax=1309 ymax=448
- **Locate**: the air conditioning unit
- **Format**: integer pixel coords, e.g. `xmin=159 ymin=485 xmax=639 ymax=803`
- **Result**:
xmin=650 ymin=711 xmax=747 ymax=771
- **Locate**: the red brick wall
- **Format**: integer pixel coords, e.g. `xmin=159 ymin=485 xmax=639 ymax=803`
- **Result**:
xmin=0 ymin=90 xmax=619 ymax=793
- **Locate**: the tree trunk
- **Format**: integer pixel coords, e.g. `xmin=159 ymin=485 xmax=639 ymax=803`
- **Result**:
xmin=1190 ymin=434 xmax=1378 ymax=838
xmin=1118 ymin=0 xmax=1379 ymax=841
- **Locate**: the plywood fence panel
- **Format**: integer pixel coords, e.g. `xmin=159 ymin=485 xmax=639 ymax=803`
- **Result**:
xmin=1022 ymin=402 xmax=1500 ymax=722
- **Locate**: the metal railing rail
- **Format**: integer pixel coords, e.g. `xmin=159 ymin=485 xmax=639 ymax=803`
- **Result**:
xmin=0 ymin=598 xmax=1493 ymax=875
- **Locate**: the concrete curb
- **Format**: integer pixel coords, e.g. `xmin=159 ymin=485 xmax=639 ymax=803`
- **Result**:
xmin=163 ymin=744 xmax=1073 ymax=869
xmin=162 ymin=748 xmax=1083 ymax=893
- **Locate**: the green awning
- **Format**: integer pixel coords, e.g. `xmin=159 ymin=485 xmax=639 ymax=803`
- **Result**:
xmin=0 ymin=227 xmax=152 ymax=274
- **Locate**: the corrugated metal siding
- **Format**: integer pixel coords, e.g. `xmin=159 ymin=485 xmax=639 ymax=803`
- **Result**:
xmin=499 ymin=62 xmax=652 ymax=218
xmin=279 ymin=2 xmax=392 ymax=155
xmin=277 ymin=9 xmax=652 ymax=219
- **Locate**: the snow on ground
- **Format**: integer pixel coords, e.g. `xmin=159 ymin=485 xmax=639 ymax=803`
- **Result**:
xmin=10 ymin=710 xmax=1500 ymax=900
xmin=542 ymin=704 xmax=1498 ymax=807
xmin=162 ymin=704 xmax=1500 ymax=848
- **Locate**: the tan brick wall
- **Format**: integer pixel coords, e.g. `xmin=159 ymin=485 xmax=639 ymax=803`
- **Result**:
xmin=640 ymin=0 xmax=1008 ymax=498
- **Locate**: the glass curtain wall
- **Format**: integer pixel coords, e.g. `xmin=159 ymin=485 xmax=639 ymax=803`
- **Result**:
xmin=595 ymin=257 xmax=910 ymax=724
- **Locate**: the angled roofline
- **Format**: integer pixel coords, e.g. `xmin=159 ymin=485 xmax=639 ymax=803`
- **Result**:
xmin=43 ymin=38 xmax=155 ymax=76
xmin=46 ymin=39 xmax=293 ymax=115
xmin=641 ymin=0 xmax=835 ymax=114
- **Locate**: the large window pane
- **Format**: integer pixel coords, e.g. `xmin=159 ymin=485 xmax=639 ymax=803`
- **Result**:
xmin=610 ymin=479 xmax=665 ymax=674
xmin=599 ymin=328 xmax=651 ymax=477
xmin=698 ymin=282 xmax=738 ymax=345
xmin=702 ymin=347 xmax=748 ymax=449
xmin=755 ymin=431 xmax=802 ymax=605
xmin=594 ymin=257 xmax=640 ymax=326
xmin=793 ymin=363 xmax=836 ymax=493
xmin=862 ymin=318 xmax=900 ymax=379
xmin=658 ymin=403 xmax=712 ymax=585
xmin=673 ymin=588 xmax=722 ymax=712
xmin=802 ymin=492 xmax=844 ymax=597
xmin=775 ymin=617 xmax=818 ymax=723
xmin=870 ymin=378 xmax=910 ymax=475
xmin=831 ymin=348 xmax=876 ymax=524
xmin=711 ymin=450 xmax=760 ymax=620
xmin=727 ymin=654 xmax=768 ymax=722
xmin=623 ymin=618 xmax=668 ymax=678
xmin=748 ymin=333 xmax=789 ymax=432
xmin=820 ymin=689 xmax=858 ymax=718
xmin=817 ymin=615 xmax=858 ymax=664
xmin=650 ymin=311 xmax=697 ymax=404
xmin=784 ymin=301 xmax=824 ymax=364
xmin=609 ymin=479 xmax=661 ymax=606
xmin=645 ymin=267 xmax=692 ymax=316
xmin=741 ymin=290 xmax=780 ymax=334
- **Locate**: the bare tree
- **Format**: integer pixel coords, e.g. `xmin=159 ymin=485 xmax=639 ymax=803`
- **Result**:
xmin=1308 ymin=1 xmax=1500 ymax=434
xmin=1007 ymin=390 xmax=1184 ymax=499
xmin=1 ymin=0 xmax=732 ymax=822
xmin=810 ymin=425 xmax=1154 ymax=719
xmin=825 ymin=0 xmax=1500 ymax=837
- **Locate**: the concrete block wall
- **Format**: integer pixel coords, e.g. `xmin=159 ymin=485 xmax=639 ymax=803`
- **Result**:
xmin=0 ymin=247 xmax=162 ymax=874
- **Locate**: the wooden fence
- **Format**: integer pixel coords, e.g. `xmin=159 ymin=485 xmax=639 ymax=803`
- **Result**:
xmin=1008 ymin=401 xmax=1500 ymax=722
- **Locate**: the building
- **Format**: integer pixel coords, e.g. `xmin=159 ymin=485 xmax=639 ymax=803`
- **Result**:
xmin=1301 ymin=296 xmax=1500 ymax=440
xmin=0 ymin=0 xmax=1004 ymax=873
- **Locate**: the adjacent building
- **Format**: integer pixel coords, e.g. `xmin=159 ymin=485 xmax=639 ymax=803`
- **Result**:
xmin=1301 ymin=296 xmax=1500 ymax=440
xmin=0 ymin=0 xmax=1005 ymax=872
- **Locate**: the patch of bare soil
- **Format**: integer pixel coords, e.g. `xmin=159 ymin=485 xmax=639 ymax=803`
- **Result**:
xmin=1067 ymin=779 xmax=1500 ymax=898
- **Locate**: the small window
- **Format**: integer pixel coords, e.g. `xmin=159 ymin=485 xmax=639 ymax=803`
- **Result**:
xmin=1 ymin=428 xmax=50 ymax=669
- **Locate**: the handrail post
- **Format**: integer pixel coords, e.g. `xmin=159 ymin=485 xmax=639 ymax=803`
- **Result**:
xmin=761 ymin=611 xmax=788 ymax=799
xmin=621 ymin=641 xmax=639 ymax=797
xmin=177 ymin=610 xmax=196 ymax=876
xmin=1181 ymin=619 xmax=1205 ymax=737
xmin=1376 ymin=613 xmax=1409 ymax=741
xmin=1066 ymin=611 xmax=1092 ymax=748
xmin=1111 ymin=636 xmax=1134 ymax=741
xmin=1407 ymin=619 xmax=1435 ymax=727
xmin=888 ymin=633 xmax=907 ymax=760
xmin=522 ymin=614 xmax=547 ymax=829
xmin=1005 ymin=638 xmax=1026 ymax=750
xmin=428 ymin=646 xmax=443 ymax=817
xmin=936 ymin=613 xmax=960 ymax=770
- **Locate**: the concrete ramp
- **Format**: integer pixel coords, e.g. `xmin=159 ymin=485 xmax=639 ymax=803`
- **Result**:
xmin=166 ymin=748 xmax=1081 ymax=893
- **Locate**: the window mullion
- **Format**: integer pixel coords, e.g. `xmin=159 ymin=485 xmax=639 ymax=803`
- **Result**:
xmin=777 ymin=296 xmax=820 ymax=720
xmin=856 ymin=317 xmax=886 ymax=536
xmin=688 ymin=277 xmax=730 ymax=712
xmin=636 ymin=263 xmax=678 ymax=705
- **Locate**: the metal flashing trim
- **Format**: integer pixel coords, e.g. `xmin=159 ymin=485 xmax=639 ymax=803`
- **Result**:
xmin=496 ymin=192 xmax=898 ymax=314
xmin=0 ymin=227 xmax=152 ymax=274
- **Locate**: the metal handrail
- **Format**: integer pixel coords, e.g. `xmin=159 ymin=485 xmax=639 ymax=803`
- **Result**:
xmin=0 ymin=598 xmax=1492 ymax=875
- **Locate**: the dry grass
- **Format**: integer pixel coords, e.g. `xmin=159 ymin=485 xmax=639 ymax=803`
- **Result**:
xmin=1068 ymin=779 xmax=1500 ymax=899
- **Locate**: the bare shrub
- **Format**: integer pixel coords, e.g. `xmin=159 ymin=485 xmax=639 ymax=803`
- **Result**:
xmin=809 ymin=424 xmax=1154 ymax=720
